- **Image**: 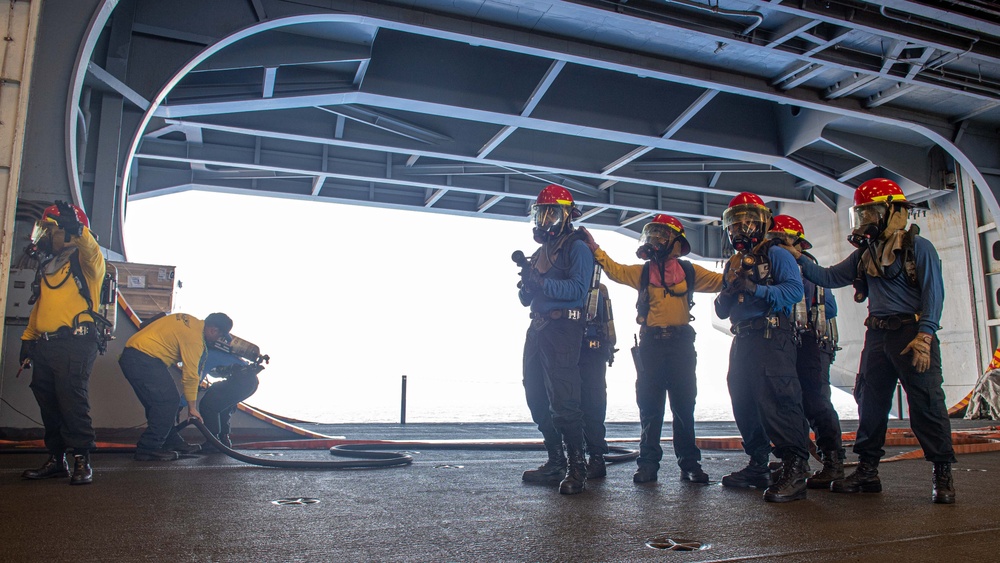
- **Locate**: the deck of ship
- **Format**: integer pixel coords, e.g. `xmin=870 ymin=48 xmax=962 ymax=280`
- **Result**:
xmin=2 ymin=419 xmax=1000 ymax=562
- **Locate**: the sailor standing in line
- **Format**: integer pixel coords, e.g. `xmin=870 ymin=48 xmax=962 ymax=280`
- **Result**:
xmin=714 ymin=192 xmax=812 ymax=503
xmin=580 ymin=215 xmax=723 ymax=484
xmin=517 ymin=184 xmax=595 ymax=495
xmin=766 ymin=215 xmax=845 ymax=489
xmin=780 ymin=178 xmax=956 ymax=504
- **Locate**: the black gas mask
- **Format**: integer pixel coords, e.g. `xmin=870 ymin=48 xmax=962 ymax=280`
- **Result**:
xmin=848 ymin=202 xmax=890 ymax=249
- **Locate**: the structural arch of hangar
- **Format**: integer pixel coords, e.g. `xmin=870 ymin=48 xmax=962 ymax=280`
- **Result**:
xmin=53 ymin=0 xmax=1000 ymax=262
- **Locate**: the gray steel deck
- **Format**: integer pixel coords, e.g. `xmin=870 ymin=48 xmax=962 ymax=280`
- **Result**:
xmin=2 ymin=420 xmax=999 ymax=562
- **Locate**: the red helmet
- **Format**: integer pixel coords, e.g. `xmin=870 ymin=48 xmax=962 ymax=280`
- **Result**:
xmin=768 ymin=214 xmax=812 ymax=250
xmin=41 ymin=203 xmax=89 ymax=228
xmin=536 ymin=184 xmax=575 ymax=206
xmin=853 ymin=178 xmax=906 ymax=207
xmin=849 ymin=178 xmax=907 ymax=242
xmin=531 ymin=184 xmax=580 ymax=239
xmin=722 ymin=192 xmax=771 ymax=252
xmin=31 ymin=202 xmax=90 ymax=245
xmin=638 ymin=214 xmax=691 ymax=258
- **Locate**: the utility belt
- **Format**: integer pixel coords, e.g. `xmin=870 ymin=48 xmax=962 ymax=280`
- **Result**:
xmin=529 ymin=308 xmax=583 ymax=321
xmin=640 ymin=324 xmax=695 ymax=341
xmin=864 ymin=313 xmax=917 ymax=331
xmin=38 ymin=322 xmax=97 ymax=341
xmin=731 ymin=314 xmax=793 ymax=338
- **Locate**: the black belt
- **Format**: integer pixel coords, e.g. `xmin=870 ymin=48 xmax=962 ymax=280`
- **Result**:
xmin=865 ymin=314 xmax=917 ymax=330
xmin=640 ymin=325 xmax=694 ymax=340
xmin=530 ymin=308 xmax=583 ymax=321
xmin=39 ymin=322 xmax=96 ymax=341
xmin=731 ymin=315 xmax=792 ymax=336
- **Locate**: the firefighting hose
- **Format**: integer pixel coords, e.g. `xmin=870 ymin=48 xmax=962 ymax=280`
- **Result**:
xmin=176 ymin=417 xmax=415 ymax=469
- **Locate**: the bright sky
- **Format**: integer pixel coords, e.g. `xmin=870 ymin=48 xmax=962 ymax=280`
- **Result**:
xmin=122 ymin=190 xmax=857 ymax=423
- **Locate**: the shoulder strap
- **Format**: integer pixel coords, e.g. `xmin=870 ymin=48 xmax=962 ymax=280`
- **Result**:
xmin=635 ymin=262 xmax=651 ymax=325
xmin=902 ymin=225 xmax=920 ymax=287
xmin=679 ymin=259 xmax=696 ymax=321
xmin=67 ymin=251 xmax=93 ymax=310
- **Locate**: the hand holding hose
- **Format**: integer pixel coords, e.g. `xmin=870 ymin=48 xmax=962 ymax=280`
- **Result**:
xmin=901 ymin=332 xmax=933 ymax=373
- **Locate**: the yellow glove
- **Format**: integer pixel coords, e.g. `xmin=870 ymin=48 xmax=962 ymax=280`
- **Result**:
xmin=901 ymin=332 xmax=933 ymax=373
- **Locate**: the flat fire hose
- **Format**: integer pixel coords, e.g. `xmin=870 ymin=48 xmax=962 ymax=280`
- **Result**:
xmin=181 ymin=418 xmax=413 ymax=469
xmin=330 ymin=441 xmax=640 ymax=463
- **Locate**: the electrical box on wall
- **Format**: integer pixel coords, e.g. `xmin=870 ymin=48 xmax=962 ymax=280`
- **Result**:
xmin=5 ymin=268 xmax=36 ymax=319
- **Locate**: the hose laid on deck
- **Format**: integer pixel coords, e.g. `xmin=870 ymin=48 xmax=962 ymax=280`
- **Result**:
xmin=331 ymin=442 xmax=639 ymax=463
xmin=183 ymin=418 xmax=413 ymax=469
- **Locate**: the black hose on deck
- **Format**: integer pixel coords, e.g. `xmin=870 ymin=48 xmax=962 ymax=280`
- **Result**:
xmin=332 ymin=442 xmax=639 ymax=463
xmin=180 ymin=418 xmax=413 ymax=469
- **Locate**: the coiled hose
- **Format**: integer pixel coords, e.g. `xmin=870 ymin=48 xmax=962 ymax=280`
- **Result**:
xmin=183 ymin=418 xmax=414 ymax=469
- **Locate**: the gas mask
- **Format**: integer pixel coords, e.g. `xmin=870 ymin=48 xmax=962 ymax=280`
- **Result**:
xmin=848 ymin=202 xmax=889 ymax=248
xmin=531 ymin=204 xmax=570 ymax=243
xmin=723 ymin=205 xmax=769 ymax=253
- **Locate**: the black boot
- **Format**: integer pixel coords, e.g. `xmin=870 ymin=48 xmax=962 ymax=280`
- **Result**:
xmin=807 ymin=450 xmax=845 ymax=490
xmin=932 ymin=462 xmax=956 ymax=504
xmin=70 ymin=453 xmax=93 ymax=486
xmin=831 ymin=459 xmax=881 ymax=493
xmin=681 ymin=465 xmax=709 ymax=484
xmin=522 ymin=441 xmax=567 ymax=484
xmin=586 ymin=454 xmax=606 ymax=479
xmin=22 ymin=454 xmax=70 ymax=480
xmin=722 ymin=459 xmax=772 ymax=489
xmin=219 ymin=434 xmax=232 ymax=448
xmin=559 ymin=442 xmax=587 ymax=495
xmin=763 ymin=456 xmax=809 ymax=503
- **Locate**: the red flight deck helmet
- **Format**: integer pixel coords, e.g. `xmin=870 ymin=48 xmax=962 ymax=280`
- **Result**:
xmin=637 ymin=214 xmax=691 ymax=259
xmin=768 ymin=214 xmax=812 ymax=250
xmin=722 ymin=192 xmax=771 ymax=252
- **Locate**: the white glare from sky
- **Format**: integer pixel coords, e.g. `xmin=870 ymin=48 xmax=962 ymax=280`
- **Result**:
xmin=122 ymin=190 xmax=858 ymax=424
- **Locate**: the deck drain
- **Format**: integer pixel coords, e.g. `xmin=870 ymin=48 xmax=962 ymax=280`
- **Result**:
xmin=272 ymin=497 xmax=320 ymax=506
xmin=434 ymin=464 xmax=465 ymax=469
xmin=645 ymin=535 xmax=710 ymax=551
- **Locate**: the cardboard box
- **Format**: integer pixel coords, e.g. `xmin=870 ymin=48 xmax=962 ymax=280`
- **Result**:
xmin=109 ymin=261 xmax=175 ymax=291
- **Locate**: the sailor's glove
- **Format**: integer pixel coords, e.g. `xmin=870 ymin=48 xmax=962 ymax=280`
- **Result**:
xmin=728 ymin=275 xmax=757 ymax=297
xmin=519 ymin=268 xmax=544 ymax=295
xmin=53 ymin=200 xmax=83 ymax=239
xmin=19 ymin=340 xmax=36 ymax=369
xmin=901 ymin=332 xmax=933 ymax=373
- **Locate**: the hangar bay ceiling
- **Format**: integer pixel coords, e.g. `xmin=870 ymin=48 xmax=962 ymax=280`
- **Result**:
xmin=73 ymin=0 xmax=1000 ymax=258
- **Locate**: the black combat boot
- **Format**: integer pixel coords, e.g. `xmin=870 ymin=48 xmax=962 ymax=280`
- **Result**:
xmin=559 ymin=443 xmax=587 ymax=495
xmin=680 ymin=465 xmax=709 ymax=484
xmin=764 ymin=456 xmax=809 ymax=502
xmin=721 ymin=459 xmax=772 ymax=489
xmin=806 ymin=450 xmax=845 ymax=490
xmin=70 ymin=453 xmax=93 ymax=486
xmin=22 ymin=454 xmax=70 ymax=480
xmin=219 ymin=434 xmax=233 ymax=448
xmin=831 ymin=459 xmax=881 ymax=493
xmin=932 ymin=462 xmax=956 ymax=504
xmin=522 ymin=441 xmax=567 ymax=485
xmin=586 ymin=454 xmax=606 ymax=479
xmin=633 ymin=464 xmax=658 ymax=483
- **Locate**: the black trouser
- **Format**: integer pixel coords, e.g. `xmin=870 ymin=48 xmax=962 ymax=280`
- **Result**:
xmin=118 ymin=347 xmax=179 ymax=452
xmin=29 ymin=336 xmax=99 ymax=455
xmin=636 ymin=328 xmax=700 ymax=471
xmin=523 ymin=317 xmax=586 ymax=448
xmin=727 ymin=328 xmax=810 ymax=461
xmin=797 ymin=332 xmax=843 ymax=456
xmin=854 ymin=324 xmax=955 ymax=463
xmin=199 ymin=373 xmax=260 ymax=438
xmin=579 ymin=345 xmax=609 ymax=456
